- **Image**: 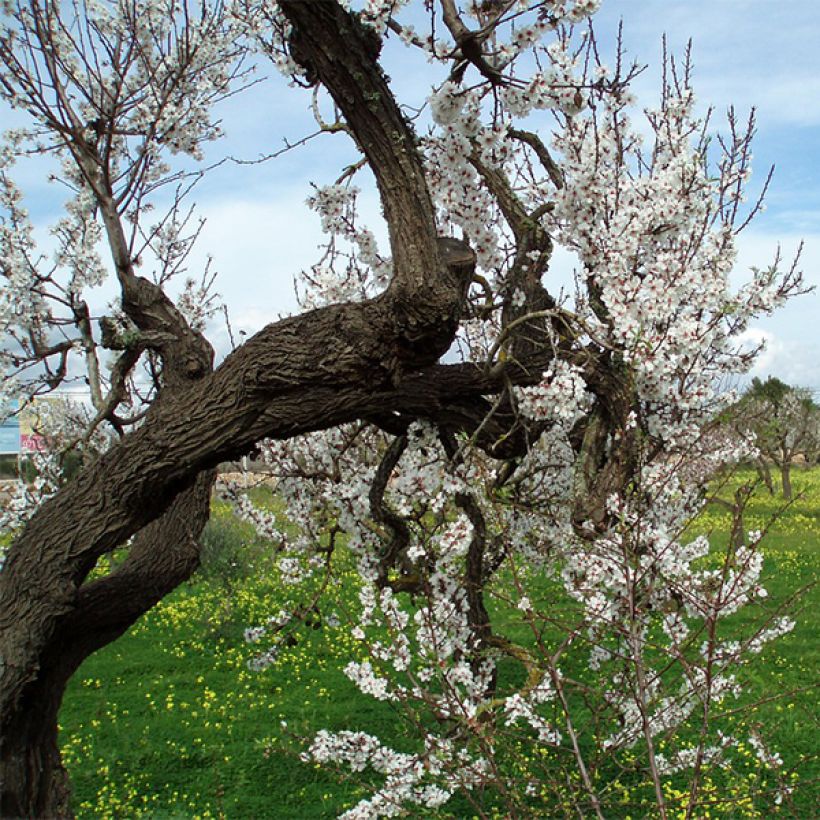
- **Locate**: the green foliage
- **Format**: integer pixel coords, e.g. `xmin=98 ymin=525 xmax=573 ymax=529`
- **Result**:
xmin=737 ymin=376 xmax=818 ymax=418
xmin=197 ymin=516 xmax=265 ymax=586
xmin=59 ymin=471 xmax=820 ymax=818
xmin=0 ymin=455 xmax=18 ymax=479
xmin=747 ymin=376 xmax=794 ymax=408
xmin=727 ymin=378 xmax=820 ymax=491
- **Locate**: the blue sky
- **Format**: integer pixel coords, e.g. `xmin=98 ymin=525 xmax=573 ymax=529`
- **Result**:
xmin=8 ymin=0 xmax=820 ymax=395
xmin=596 ymin=0 xmax=820 ymax=392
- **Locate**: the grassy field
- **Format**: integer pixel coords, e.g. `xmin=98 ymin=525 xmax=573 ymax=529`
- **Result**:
xmin=59 ymin=468 xmax=819 ymax=818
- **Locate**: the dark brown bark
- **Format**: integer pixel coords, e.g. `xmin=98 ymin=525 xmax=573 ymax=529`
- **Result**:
xmin=0 ymin=2 xmax=611 ymax=814
xmin=0 ymin=161 xmax=220 ymax=815
xmin=1 ymin=472 xmax=213 ymax=818
xmin=0 ymin=324 xmax=583 ymax=816
xmin=369 ymin=434 xmax=412 ymax=587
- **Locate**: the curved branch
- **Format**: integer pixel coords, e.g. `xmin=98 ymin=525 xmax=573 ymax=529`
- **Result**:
xmin=508 ymin=128 xmax=565 ymax=190
xmin=281 ymin=0 xmax=444 ymax=296
xmin=368 ymin=434 xmax=410 ymax=586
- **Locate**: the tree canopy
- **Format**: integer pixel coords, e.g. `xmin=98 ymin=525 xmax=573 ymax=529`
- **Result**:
xmin=0 ymin=1 xmax=806 ymax=817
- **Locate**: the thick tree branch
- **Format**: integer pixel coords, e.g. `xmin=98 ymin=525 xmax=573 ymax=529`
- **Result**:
xmin=440 ymin=0 xmax=503 ymax=85
xmin=368 ymin=435 xmax=411 ymax=586
xmin=281 ymin=0 xmax=462 ymax=335
xmin=0 ymin=471 xmax=214 ymax=818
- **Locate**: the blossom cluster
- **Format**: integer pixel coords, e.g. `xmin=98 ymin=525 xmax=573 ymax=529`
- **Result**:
xmin=306 ymin=730 xmax=488 ymax=819
xmin=301 ymin=184 xmax=391 ymax=309
xmin=517 ymin=360 xmax=591 ymax=424
xmin=0 ymin=0 xmax=803 ymax=815
xmin=230 ymin=6 xmax=805 ymax=813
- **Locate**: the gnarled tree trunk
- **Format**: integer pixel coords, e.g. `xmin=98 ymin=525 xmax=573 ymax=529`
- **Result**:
xmin=1 ymin=473 xmax=214 ymax=818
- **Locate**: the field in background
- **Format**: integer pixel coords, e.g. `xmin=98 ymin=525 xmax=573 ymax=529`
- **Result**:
xmin=59 ymin=468 xmax=819 ymax=818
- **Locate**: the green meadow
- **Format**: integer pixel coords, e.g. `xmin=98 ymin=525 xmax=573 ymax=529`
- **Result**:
xmin=59 ymin=468 xmax=819 ymax=818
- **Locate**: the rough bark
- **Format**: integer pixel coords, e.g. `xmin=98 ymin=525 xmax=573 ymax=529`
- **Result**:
xmin=1 ymin=472 xmax=213 ymax=818
xmin=0 ymin=1 xmax=603 ymax=813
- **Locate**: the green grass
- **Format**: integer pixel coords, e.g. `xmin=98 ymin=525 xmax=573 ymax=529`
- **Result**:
xmin=685 ymin=467 xmax=820 ymax=810
xmin=59 ymin=468 xmax=819 ymax=818
xmin=60 ymin=512 xmax=394 ymax=818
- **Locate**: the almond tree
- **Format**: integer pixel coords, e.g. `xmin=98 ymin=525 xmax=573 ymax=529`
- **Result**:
xmin=733 ymin=377 xmax=820 ymax=498
xmin=0 ymin=1 xmax=803 ymax=817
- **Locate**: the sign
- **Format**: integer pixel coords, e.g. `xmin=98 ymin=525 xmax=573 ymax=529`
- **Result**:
xmin=19 ymin=401 xmax=46 ymax=453
xmin=0 ymin=397 xmax=62 ymax=455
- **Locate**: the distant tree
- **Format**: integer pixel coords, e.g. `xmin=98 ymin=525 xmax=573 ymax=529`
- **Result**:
xmin=733 ymin=377 xmax=820 ymax=499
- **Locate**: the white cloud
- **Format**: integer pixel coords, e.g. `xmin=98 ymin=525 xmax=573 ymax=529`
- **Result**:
xmin=191 ymin=183 xmax=391 ymax=361
xmin=598 ymin=0 xmax=820 ymax=129
xmin=737 ymin=326 xmax=819 ymax=387
xmin=734 ymin=229 xmax=819 ymax=287
xmin=737 ymin=327 xmax=783 ymax=374
xmin=730 ymin=229 xmax=820 ymax=387
xmin=697 ymin=74 xmax=820 ymax=128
